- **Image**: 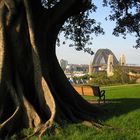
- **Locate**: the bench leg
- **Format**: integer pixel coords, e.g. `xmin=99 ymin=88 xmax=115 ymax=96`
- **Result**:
xmin=100 ymin=90 xmax=105 ymax=104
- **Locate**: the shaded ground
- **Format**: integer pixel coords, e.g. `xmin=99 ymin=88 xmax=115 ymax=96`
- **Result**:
xmin=89 ymin=98 xmax=140 ymax=122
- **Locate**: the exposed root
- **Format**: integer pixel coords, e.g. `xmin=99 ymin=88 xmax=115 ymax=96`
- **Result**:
xmin=21 ymin=104 xmax=55 ymax=139
xmin=103 ymin=123 xmax=123 ymax=132
xmin=36 ymin=120 xmax=53 ymax=140
xmin=82 ymin=120 xmax=123 ymax=132
xmin=37 ymin=78 xmax=56 ymax=138
xmin=21 ymin=77 xmax=56 ymax=140
xmin=82 ymin=121 xmax=94 ymax=127
xmin=92 ymin=122 xmax=104 ymax=130
xmin=0 ymin=106 xmax=19 ymax=129
xmin=82 ymin=120 xmax=104 ymax=129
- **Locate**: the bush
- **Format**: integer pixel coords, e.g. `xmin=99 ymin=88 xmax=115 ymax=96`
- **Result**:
xmin=88 ymin=66 xmax=134 ymax=86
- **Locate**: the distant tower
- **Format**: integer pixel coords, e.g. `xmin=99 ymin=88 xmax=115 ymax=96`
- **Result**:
xmin=119 ymin=54 xmax=126 ymax=66
xmin=107 ymin=54 xmax=114 ymax=77
xmin=88 ymin=61 xmax=93 ymax=75
xmin=60 ymin=59 xmax=68 ymax=71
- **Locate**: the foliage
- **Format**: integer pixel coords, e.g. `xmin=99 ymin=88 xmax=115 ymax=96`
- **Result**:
xmin=111 ymin=66 xmax=130 ymax=84
xmin=73 ymin=74 xmax=90 ymax=80
xmin=42 ymin=0 xmax=140 ymax=52
xmin=41 ymin=0 xmax=104 ymax=54
xmin=89 ymin=71 xmax=111 ymax=86
xmin=103 ymin=0 xmax=140 ymax=48
xmin=88 ymin=66 xmax=132 ymax=86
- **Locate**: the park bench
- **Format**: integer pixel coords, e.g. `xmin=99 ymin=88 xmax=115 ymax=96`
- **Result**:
xmin=73 ymin=85 xmax=105 ymax=104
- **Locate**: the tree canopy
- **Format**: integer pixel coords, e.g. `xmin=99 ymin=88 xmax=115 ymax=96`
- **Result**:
xmin=103 ymin=0 xmax=140 ymax=48
xmin=41 ymin=0 xmax=140 ymax=51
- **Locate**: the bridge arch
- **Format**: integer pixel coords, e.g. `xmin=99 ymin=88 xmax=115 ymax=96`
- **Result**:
xmin=92 ymin=49 xmax=119 ymax=66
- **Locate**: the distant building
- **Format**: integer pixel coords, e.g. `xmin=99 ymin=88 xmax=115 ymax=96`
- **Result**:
xmin=88 ymin=62 xmax=93 ymax=75
xmin=65 ymin=64 xmax=73 ymax=73
xmin=60 ymin=59 xmax=68 ymax=71
xmin=107 ymin=54 xmax=114 ymax=77
xmin=119 ymin=54 xmax=126 ymax=66
xmin=65 ymin=64 xmax=88 ymax=73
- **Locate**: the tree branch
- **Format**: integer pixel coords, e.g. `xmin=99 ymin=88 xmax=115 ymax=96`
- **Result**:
xmin=43 ymin=0 xmax=91 ymax=29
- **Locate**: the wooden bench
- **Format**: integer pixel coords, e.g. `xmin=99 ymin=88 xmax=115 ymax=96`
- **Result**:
xmin=92 ymin=86 xmax=105 ymax=104
xmin=73 ymin=85 xmax=105 ymax=104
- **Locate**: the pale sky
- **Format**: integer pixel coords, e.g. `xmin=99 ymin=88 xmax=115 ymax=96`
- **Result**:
xmin=56 ymin=1 xmax=140 ymax=66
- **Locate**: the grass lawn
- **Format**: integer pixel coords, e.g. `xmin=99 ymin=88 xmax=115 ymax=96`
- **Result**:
xmin=11 ymin=84 xmax=140 ymax=140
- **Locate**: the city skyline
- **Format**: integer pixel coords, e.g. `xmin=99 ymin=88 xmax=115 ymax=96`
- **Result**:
xmin=57 ymin=46 xmax=140 ymax=66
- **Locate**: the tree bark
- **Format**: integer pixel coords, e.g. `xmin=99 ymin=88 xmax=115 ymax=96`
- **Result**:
xmin=0 ymin=0 xmax=103 ymax=138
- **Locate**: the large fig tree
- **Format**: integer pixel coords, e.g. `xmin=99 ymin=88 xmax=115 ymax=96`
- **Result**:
xmin=0 ymin=0 xmax=139 ymax=138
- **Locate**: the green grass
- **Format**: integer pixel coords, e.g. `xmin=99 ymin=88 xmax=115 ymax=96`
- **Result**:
xmin=41 ymin=84 xmax=140 ymax=140
xmin=12 ymin=84 xmax=140 ymax=140
xmin=99 ymin=84 xmax=140 ymax=140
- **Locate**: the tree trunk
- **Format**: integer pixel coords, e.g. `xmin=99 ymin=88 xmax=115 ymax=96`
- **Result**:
xmin=0 ymin=0 xmax=103 ymax=138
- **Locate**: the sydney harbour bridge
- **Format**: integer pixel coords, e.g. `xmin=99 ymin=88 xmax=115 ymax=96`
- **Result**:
xmin=91 ymin=48 xmax=140 ymax=74
xmin=92 ymin=49 xmax=118 ymax=66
